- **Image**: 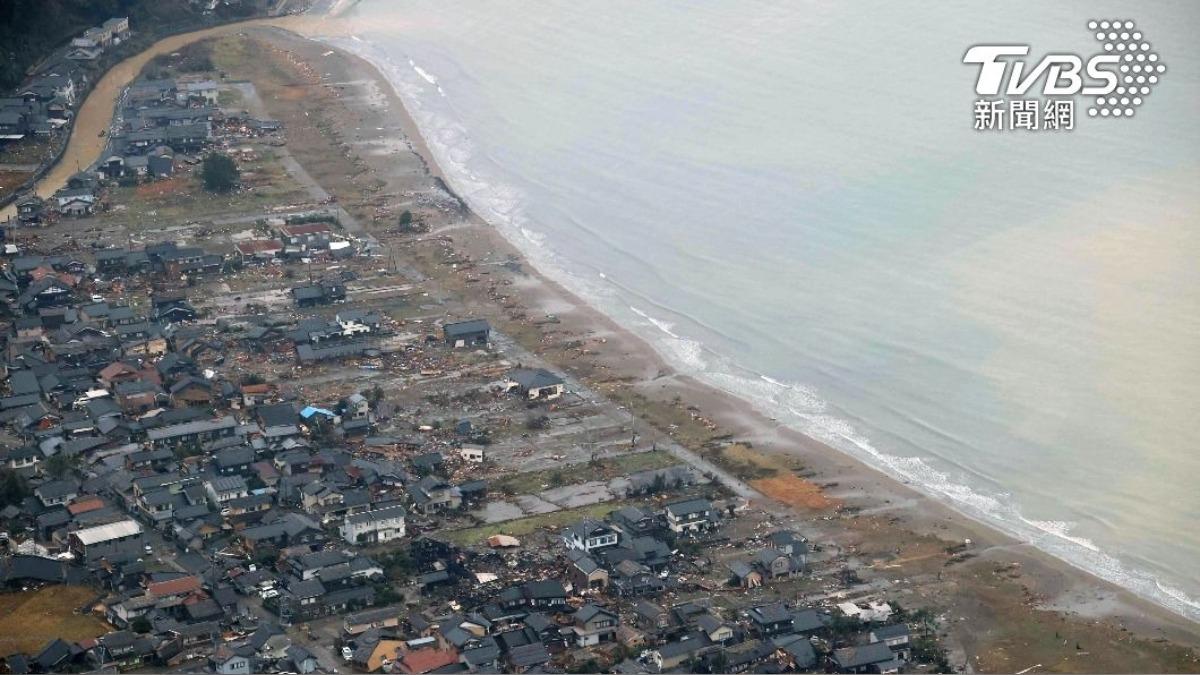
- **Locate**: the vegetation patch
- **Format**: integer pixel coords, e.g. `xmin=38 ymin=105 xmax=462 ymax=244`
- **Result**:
xmin=752 ymin=472 xmax=836 ymax=511
xmin=0 ymin=586 xmax=111 ymax=655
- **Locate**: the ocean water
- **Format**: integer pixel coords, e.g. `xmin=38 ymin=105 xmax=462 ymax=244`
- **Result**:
xmin=326 ymin=1 xmax=1200 ymax=619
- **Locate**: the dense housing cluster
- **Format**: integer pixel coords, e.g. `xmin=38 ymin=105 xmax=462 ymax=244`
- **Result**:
xmin=0 ymin=21 xmax=949 ymax=675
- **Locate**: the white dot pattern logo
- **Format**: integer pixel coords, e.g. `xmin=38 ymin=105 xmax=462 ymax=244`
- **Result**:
xmin=1088 ymin=19 xmax=1164 ymax=119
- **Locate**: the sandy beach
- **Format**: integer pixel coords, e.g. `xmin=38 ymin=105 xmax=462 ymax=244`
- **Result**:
xmin=11 ymin=9 xmax=1200 ymax=671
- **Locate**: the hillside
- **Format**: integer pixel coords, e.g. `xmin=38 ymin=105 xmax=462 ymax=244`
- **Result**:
xmin=0 ymin=0 xmax=261 ymax=90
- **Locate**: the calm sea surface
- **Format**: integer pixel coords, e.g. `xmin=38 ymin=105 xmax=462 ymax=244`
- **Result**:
xmin=330 ymin=0 xmax=1200 ymax=618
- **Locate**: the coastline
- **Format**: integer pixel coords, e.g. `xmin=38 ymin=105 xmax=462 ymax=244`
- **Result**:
xmin=291 ymin=26 xmax=1200 ymax=657
xmin=6 ymin=8 xmax=1197 ymax=667
xmin=314 ymin=35 xmax=1200 ymax=628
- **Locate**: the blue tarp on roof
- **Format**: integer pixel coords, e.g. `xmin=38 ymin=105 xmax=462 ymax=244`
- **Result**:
xmin=299 ymin=406 xmax=335 ymax=419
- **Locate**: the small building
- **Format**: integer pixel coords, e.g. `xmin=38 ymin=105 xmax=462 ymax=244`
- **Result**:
xmin=498 ymin=580 xmax=567 ymax=611
xmin=747 ymin=602 xmax=793 ymax=637
xmin=146 ymin=416 xmax=239 ymax=449
xmin=568 ymin=550 xmax=609 ymax=592
xmin=442 ymin=319 xmax=490 ymax=348
xmin=69 ymin=519 xmax=144 ymax=563
xmin=775 ymin=634 xmax=818 ymax=671
xmin=767 ymin=529 xmax=809 ymax=561
xmin=832 ymin=642 xmax=901 ymax=674
xmin=54 ymin=187 xmax=97 ymax=217
xmin=648 ymin=632 xmax=719 ymax=672
xmin=562 ymin=518 xmax=620 ymax=553
xmin=506 ymin=368 xmax=565 ymax=401
xmin=206 ymin=475 xmax=250 ymax=505
xmin=571 ymin=604 xmax=618 ymax=647
xmin=35 ymin=480 xmax=79 ymax=508
xmin=291 ymin=280 xmax=345 ymax=308
xmin=236 ymin=239 xmax=283 ymax=263
xmin=147 ymin=146 xmax=175 ymax=178
xmin=458 ymin=444 xmax=485 ymax=463
xmin=869 ymin=623 xmax=912 ymax=661
xmin=210 ymin=645 xmax=251 ymax=675
xmin=633 ymin=600 xmax=671 ymax=633
xmin=340 ymin=504 xmax=407 ymax=545
xmin=664 ymin=497 xmax=716 ymax=535
xmin=15 ymin=195 xmax=45 ymax=225
xmin=755 ymin=547 xmax=803 ymax=578
xmin=505 ymin=642 xmax=550 ymax=673
xmin=344 ymin=605 xmax=404 ymax=635
xmin=729 ymin=561 xmax=763 ymax=589
xmin=276 ymin=222 xmax=334 ymax=250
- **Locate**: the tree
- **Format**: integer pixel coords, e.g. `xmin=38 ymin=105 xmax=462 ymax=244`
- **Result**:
xmin=130 ymin=616 xmax=152 ymax=634
xmin=381 ymin=548 xmax=416 ymax=580
xmin=45 ymin=453 xmax=75 ymax=479
xmin=911 ymin=607 xmax=937 ymax=638
xmin=398 ymin=210 xmax=413 ymax=229
xmin=0 ymin=470 xmax=29 ymax=508
xmin=828 ymin=612 xmax=862 ymax=639
xmin=201 ymin=152 xmax=239 ymax=192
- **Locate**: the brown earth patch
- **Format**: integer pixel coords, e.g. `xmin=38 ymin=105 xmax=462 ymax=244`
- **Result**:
xmin=134 ymin=174 xmax=188 ymax=199
xmin=0 ymin=169 xmax=35 ymax=195
xmin=752 ymin=472 xmax=837 ymax=511
xmin=0 ymin=586 xmax=111 ymax=655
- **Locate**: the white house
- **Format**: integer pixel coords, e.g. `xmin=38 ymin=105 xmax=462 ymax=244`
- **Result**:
xmin=572 ymin=604 xmax=618 ymax=647
xmin=665 ymin=498 xmax=716 ymax=535
xmin=562 ymin=519 xmax=620 ymax=553
xmin=459 ymin=445 xmax=485 ymax=463
xmin=205 ymin=475 xmax=249 ymax=505
xmin=340 ymin=504 xmax=406 ymax=545
xmin=869 ymin=624 xmax=912 ymax=661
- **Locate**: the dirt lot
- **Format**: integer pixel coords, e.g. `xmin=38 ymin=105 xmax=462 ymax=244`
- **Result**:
xmin=0 ymin=586 xmax=111 ymax=655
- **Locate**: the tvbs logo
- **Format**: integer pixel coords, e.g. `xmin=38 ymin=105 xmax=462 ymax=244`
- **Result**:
xmin=964 ymin=20 xmax=1166 ymax=130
